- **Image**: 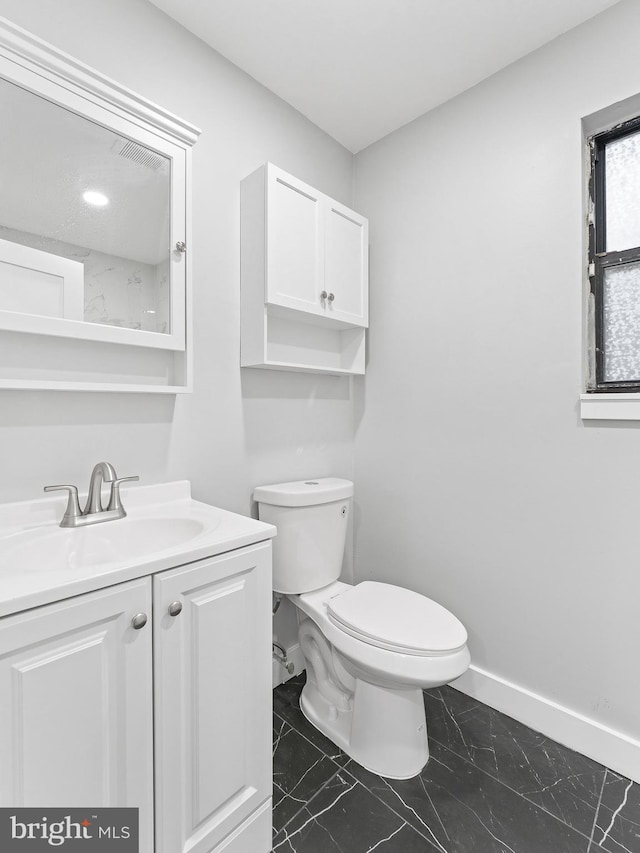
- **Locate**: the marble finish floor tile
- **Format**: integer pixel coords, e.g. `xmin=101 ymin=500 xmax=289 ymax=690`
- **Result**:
xmin=424 ymin=685 xmax=607 ymax=838
xmin=590 ymin=770 xmax=640 ymax=853
xmin=347 ymin=740 xmax=594 ymax=853
xmin=272 ymin=675 xmax=638 ymax=853
xmin=272 ymin=770 xmax=438 ymax=852
xmin=273 ymin=718 xmax=344 ymax=835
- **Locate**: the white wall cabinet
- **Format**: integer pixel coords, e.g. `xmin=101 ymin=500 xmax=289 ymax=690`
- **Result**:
xmin=241 ymin=163 xmax=369 ymax=375
xmin=0 ymin=541 xmax=272 ymax=853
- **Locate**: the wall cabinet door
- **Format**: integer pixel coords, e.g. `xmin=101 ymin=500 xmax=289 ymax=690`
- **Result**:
xmin=153 ymin=542 xmax=272 ymax=853
xmin=266 ymin=164 xmax=325 ymax=316
xmin=324 ymin=198 xmax=369 ymax=326
xmin=264 ymin=163 xmax=368 ymax=327
xmin=0 ymin=577 xmax=154 ymax=852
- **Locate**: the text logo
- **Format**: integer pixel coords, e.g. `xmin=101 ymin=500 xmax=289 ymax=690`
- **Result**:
xmin=0 ymin=809 xmax=138 ymax=851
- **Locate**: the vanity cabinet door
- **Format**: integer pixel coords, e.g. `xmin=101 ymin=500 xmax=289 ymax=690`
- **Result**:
xmin=153 ymin=541 xmax=272 ymax=853
xmin=0 ymin=577 xmax=154 ymax=852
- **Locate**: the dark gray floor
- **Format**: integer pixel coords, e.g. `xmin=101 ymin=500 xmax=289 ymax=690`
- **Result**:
xmin=272 ymin=673 xmax=640 ymax=853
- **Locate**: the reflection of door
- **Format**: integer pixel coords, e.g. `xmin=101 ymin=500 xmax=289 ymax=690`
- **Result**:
xmin=0 ymin=238 xmax=84 ymax=320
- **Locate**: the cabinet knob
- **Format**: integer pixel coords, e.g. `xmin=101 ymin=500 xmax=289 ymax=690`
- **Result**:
xmin=327 ymin=292 xmax=335 ymax=302
xmin=320 ymin=290 xmax=328 ymax=300
xmin=168 ymin=600 xmax=183 ymax=617
xmin=131 ymin=613 xmax=148 ymax=630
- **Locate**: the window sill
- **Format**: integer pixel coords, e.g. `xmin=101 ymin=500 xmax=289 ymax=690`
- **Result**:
xmin=580 ymin=393 xmax=640 ymax=420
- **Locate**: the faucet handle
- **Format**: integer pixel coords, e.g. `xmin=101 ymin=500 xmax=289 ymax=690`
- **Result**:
xmin=44 ymin=484 xmax=82 ymax=528
xmin=107 ymin=476 xmax=140 ymax=513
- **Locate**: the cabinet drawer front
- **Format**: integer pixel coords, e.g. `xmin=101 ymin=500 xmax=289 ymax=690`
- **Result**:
xmin=154 ymin=542 xmax=272 ymax=853
xmin=0 ymin=578 xmax=154 ymax=850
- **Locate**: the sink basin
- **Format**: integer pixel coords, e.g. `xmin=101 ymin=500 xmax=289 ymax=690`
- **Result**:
xmin=0 ymin=516 xmax=209 ymax=573
xmin=0 ymin=480 xmax=276 ymax=618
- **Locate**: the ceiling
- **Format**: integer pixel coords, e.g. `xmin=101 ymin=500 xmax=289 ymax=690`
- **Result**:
xmin=148 ymin=0 xmax=622 ymax=153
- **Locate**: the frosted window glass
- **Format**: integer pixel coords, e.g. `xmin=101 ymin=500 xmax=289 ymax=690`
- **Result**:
xmin=605 ymin=132 xmax=640 ymax=251
xmin=603 ymin=262 xmax=640 ymax=381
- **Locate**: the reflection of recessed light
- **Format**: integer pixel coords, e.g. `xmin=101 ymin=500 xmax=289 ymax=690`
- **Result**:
xmin=83 ymin=190 xmax=109 ymax=206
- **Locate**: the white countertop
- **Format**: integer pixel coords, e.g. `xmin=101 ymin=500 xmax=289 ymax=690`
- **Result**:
xmin=0 ymin=480 xmax=275 ymax=617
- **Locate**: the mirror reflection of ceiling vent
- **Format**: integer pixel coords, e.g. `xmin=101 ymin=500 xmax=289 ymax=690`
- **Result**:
xmin=112 ymin=138 xmax=166 ymax=171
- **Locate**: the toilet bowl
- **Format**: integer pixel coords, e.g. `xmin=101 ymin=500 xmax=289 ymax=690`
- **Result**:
xmin=255 ymin=477 xmax=470 ymax=779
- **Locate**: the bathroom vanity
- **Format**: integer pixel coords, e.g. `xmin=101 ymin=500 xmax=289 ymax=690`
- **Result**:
xmin=0 ymin=482 xmax=275 ymax=853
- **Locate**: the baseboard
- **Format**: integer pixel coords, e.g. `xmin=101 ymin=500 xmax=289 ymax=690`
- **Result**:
xmin=272 ymin=642 xmax=305 ymax=689
xmin=454 ymin=664 xmax=640 ymax=784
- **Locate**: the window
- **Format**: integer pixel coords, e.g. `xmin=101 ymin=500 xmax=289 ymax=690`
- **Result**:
xmin=589 ymin=118 xmax=640 ymax=391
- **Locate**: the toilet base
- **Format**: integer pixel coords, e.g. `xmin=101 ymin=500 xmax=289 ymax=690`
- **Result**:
xmin=300 ymin=675 xmax=429 ymax=779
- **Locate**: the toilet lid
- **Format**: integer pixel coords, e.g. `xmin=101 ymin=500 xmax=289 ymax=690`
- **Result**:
xmin=327 ymin=581 xmax=467 ymax=656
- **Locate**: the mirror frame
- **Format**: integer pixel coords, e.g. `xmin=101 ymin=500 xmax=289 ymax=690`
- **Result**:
xmin=0 ymin=16 xmax=200 ymax=352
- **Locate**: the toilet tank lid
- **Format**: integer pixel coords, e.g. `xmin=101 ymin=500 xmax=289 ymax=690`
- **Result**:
xmin=253 ymin=478 xmax=353 ymax=507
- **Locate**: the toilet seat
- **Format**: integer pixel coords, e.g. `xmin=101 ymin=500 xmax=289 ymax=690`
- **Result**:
xmin=326 ymin=581 xmax=467 ymax=657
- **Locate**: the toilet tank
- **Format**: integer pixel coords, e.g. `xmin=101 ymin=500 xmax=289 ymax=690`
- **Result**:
xmin=254 ymin=478 xmax=353 ymax=594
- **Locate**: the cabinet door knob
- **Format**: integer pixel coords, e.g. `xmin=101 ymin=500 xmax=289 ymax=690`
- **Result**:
xmin=320 ymin=290 xmax=328 ymax=300
xmin=168 ymin=601 xmax=183 ymax=617
xmin=131 ymin=613 xmax=148 ymax=630
xmin=327 ymin=292 xmax=335 ymax=302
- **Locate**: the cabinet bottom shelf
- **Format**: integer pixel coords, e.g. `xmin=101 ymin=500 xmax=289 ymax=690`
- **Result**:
xmin=244 ymin=360 xmax=364 ymax=376
xmin=242 ymin=312 xmax=366 ymax=375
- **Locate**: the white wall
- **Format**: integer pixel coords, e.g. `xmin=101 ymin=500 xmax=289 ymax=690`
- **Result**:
xmin=4 ymin=0 xmax=639 ymax=775
xmin=0 ymin=0 xmax=356 ymax=517
xmin=0 ymin=0 xmax=358 ymax=664
xmin=353 ymin=0 xmax=640 ymax=775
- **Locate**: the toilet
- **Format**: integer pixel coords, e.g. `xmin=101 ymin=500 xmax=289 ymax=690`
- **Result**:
xmin=255 ymin=477 xmax=470 ymax=780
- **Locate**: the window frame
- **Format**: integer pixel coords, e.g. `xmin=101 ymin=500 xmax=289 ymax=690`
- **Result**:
xmin=589 ymin=115 xmax=640 ymax=392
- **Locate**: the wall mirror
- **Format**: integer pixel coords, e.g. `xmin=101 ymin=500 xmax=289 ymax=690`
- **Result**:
xmin=0 ymin=17 xmax=199 ymax=358
xmin=0 ymin=79 xmax=173 ymax=339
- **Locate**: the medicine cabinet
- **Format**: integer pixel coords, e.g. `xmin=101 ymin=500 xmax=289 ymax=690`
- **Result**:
xmin=0 ymin=17 xmax=200 ymax=391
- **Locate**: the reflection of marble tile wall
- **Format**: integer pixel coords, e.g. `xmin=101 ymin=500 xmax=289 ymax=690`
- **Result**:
xmin=0 ymin=225 xmax=169 ymax=334
xmin=155 ymin=257 xmax=170 ymax=334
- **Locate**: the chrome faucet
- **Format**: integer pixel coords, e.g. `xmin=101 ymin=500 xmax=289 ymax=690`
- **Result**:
xmin=84 ymin=461 xmax=117 ymax=515
xmin=44 ymin=462 xmax=139 ymax=528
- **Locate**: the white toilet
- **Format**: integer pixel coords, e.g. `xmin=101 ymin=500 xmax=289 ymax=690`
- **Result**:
xmin=255 ymin=477 xmax=470 ymax=780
